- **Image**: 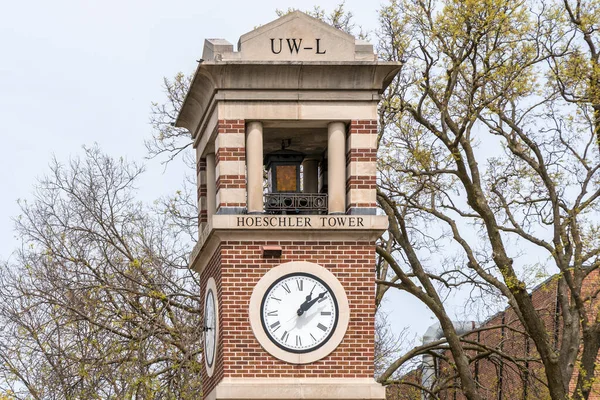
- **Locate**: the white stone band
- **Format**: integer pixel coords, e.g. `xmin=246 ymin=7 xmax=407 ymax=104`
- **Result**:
xmin=205 ymin=378 xmax=386 ymax=400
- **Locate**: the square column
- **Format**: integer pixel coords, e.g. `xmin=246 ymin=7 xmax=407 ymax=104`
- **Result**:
xmin=328 ymin=122 xmax=346 ymax=214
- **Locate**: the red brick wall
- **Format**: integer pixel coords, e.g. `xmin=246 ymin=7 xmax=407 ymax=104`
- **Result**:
xmin=215 ymin=175 xmax=245 ymax=192
xmin=435 ymin=279 xmax=558 ymax=400
xmin=433 ymin=270 xmax=600 ymax=400
xmin=569 ymin=269 xmax=600 ymax=399
xmin=215 ymin=240 xmax=377 ymax=379
xmin=386 ymin=369 xmax=421 ymax=400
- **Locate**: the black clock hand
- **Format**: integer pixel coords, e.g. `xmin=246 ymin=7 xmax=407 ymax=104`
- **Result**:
xmin=296 ymin=284 xmax=317 ymax=314
xmin=308 ymin=284 xmax=316 ymax=297
xmin=297 ymin=291 xmax=327 ymax=316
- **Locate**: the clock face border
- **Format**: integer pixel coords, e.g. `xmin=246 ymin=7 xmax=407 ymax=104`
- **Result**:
xmin=249 ymin=261 xmax=350 ymax=365
xmin=205 ymin=290 xmax=216 ymax=368
xmin=260 ymin=272 xmax=340 ymax=354
xmin=204 ymin=277 xmax=219 ymax=377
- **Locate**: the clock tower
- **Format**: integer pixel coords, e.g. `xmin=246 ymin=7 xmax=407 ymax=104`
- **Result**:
xmin=176 ymin=11 xmax=400 ymax=400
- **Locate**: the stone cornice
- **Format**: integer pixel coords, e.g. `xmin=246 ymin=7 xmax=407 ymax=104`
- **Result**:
xmin=175 ymin=62 xmax=401 ymax=138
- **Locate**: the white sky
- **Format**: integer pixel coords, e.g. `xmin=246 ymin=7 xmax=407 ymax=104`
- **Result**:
xmin=0 ymin=0 xmax=434 ymax=344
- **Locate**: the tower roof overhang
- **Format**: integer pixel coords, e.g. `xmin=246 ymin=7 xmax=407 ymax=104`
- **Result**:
xmin=175 ymin=60 xmax=402 ymax=141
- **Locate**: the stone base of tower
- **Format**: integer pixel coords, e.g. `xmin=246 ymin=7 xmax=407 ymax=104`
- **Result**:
xmin=205 ymin=378 xmax=386 ymax=400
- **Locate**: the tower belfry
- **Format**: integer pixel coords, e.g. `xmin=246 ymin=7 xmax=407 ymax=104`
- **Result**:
xmin=176 ymin=11 xmax=400 ymax=400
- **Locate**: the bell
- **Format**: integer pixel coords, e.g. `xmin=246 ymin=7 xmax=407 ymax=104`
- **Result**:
xmin=264 ymin=140 xmax=305 ymax=194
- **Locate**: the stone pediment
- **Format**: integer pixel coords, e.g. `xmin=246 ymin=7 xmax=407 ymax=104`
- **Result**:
xmin=240 ymin=11 xmax=366 ymax=61
xmin=201 ymin=11 xmax=374 ymax=62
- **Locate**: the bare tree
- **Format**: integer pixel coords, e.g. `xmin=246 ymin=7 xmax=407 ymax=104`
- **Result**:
xmin=0 ymin=147 xmax=202 ymax=399
xmin=146 ymin=73 xmax=194 ymax=166
xmin=276 ymin=1 xmax=368 ymax=39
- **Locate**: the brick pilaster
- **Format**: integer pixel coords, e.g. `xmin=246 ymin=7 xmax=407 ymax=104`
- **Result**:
xmin=346 ymin=120 xmax=378 ymax=214
xmin=215 ymin=119 xmax=246 ymax=214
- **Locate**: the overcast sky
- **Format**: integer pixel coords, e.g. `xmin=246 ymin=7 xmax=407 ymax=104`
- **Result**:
xmin=0 ymin=0 xmax=437 ymax=341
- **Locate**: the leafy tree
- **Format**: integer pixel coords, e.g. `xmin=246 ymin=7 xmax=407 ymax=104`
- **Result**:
xmin=374 ymin=0 xmax=600 ymax=399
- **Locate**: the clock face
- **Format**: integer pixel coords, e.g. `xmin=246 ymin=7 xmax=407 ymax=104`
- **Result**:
xmin=260 ymin=273 xmax=338 ymax=353
xmin=204 ymin=288 xmax=216 ymax=368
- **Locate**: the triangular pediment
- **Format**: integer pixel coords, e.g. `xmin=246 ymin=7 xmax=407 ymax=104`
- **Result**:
xmin=237 ymin=11 xmax=371 ymax=61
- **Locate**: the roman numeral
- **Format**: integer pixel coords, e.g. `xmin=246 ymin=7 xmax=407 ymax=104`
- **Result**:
xmin=271 ymin=296 xmax=281 ymax=302
xmin=321 ymin=311 xmax=331 ymax=316
xmin=270 ymin=321 xmax=281 ymax=332
xmin=310 ymin=333 xmax=317 ymax=342
xmin=282 ymin=283 xmax=291 ymax=294
xmin=296 ymin=279 xmax=303 ymax=291
xmin=281 ymin=331 xmax=289 ymax=342
xmin=317 ymin=323 xmax=327 ymax=331
xmin=296 ymin=335 xmax=302 ymax=347
xmin=267 ymin=311 xmax=278 ymax=316
xmin=318 ymin=295 xmax=327 ymax=303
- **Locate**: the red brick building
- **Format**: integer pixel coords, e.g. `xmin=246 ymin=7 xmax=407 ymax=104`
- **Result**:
xmin=389 ymin=270 xmax=600 ymax=399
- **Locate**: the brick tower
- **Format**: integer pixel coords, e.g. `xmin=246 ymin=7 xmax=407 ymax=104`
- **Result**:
xmin=175 ymin=11 xmax=401 ymax=400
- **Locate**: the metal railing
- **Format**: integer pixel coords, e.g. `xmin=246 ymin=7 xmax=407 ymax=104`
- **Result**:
xmin=264 ymin=193 xmax=328 ymax=214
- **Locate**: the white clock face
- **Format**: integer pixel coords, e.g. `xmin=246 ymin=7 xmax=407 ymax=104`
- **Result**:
xmin=260 ymin=273 xmax=338 ymax=353
xmin=204 ymin=289 xmax=216 ymax=368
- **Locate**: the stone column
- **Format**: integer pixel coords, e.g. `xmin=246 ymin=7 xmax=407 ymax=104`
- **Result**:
xmin=206 ymin=153 xmax=216 ymax=220
xmin=327 ymin=122 xmax=346 ymax=214
xmin=302 ymin=158 xmax=319 ymax=193
xmin=246 ymin=121 xmax=264 ymax=214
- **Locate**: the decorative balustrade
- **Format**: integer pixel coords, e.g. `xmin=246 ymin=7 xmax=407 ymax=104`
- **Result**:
xmin=264 ymin=193 xmax=328 ymax=214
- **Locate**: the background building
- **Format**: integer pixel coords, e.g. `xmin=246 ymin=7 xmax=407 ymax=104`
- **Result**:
xmin=388 ymin=270 xmax=600 ymax=400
